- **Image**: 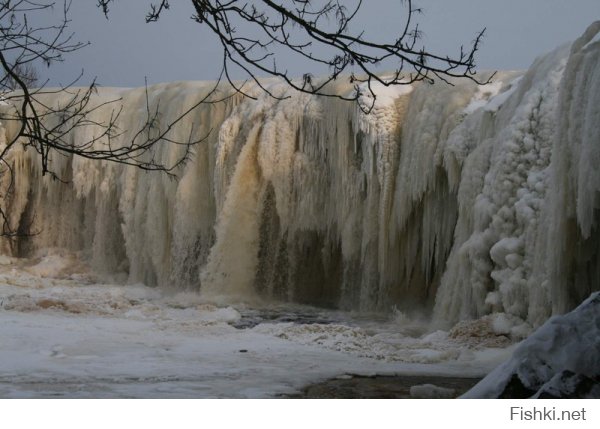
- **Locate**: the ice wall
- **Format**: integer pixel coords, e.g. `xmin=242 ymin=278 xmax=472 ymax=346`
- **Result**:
xmin=434 ymin=22 xmax=600 ymax=328
xmin=1 ymin=23 xmax=599 ymax=329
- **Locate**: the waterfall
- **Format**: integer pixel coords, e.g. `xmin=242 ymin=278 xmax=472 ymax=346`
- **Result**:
xmin=1 ymin=23 xmax=599 ymax=331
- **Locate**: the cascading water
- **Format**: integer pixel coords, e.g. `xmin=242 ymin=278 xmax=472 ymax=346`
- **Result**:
xmin=1 ymin=23 xmax=599 ymax=335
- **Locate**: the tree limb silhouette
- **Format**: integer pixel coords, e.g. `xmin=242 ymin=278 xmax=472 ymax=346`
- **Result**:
xmin=98 ymin=0 xmax=492 ymax=112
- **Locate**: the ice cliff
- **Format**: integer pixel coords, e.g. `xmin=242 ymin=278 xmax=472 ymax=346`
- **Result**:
xmin=1 ymin=22 xmax=599 ymax=333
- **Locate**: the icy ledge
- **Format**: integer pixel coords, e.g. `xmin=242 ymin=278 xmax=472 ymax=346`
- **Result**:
xmin=462 ymin=292 xmax=600 ymax=398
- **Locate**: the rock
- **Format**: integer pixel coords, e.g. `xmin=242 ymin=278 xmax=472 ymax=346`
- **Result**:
xmin=534 ymin=371 xmax=600 ymax=399
xmin=462 ymin=292 xmax=600 ymax=398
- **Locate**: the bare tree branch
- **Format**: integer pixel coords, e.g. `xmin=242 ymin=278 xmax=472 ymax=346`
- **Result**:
xmin=98 ymin=0 xmax=493 ymax=112
xmin=0 ymin=0 xmax=224 ymax=237
xmin=0 ymin=0 xmax=493 ymax=236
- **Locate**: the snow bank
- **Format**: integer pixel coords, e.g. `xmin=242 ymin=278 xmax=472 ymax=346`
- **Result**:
xmin=462 ymin=292 xmax=600 ymax=398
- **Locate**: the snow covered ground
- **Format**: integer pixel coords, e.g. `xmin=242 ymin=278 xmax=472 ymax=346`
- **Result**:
xmin=0 ymin=253 xmax=513 ymax=398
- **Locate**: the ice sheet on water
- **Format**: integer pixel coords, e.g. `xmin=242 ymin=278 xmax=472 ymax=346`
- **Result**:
xmin=0 ymin=256 xmax=512 ymax=398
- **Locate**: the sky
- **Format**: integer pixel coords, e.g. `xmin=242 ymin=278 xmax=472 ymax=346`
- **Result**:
xmin=39 ymin=0 xmax=600 ymax=88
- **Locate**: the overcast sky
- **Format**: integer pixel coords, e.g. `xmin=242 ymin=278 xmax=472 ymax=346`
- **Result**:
xmin=42 ymin=0 xmax=600 ymax=88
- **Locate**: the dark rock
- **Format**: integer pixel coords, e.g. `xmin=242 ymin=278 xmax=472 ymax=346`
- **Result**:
xmin=498 ymin=374 xmax=538 ymax=399
xmin=283 ymin=375 xmax=481 ymax=399
xmin=535 ymin=371 xmax=600 ymax=399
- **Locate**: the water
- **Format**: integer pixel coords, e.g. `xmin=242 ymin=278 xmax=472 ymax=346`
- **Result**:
xmin=0 ymin=253 xmax=513 ymax=398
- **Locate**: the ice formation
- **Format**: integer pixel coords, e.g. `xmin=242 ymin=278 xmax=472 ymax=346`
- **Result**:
xmin=462 ymin=292 xmax=600 ymax=398
xmin=1 ymin=22 xmax=599 ymax=335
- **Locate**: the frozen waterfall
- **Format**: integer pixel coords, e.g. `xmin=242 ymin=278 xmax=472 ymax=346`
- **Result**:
xmin=1 ymin=23 xmax=599 ymax=331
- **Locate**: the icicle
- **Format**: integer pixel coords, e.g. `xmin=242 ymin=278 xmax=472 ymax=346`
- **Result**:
xmin=0 ymin=23 xmax=599 ymax=331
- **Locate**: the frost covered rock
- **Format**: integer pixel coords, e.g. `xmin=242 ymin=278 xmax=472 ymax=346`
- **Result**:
xmin=462 ymin=292 xmax=600 ymax=398
xmin=533 ymin=371 xmax=600 ymax=399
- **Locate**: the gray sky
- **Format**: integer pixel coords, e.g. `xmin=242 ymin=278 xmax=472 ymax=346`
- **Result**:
xmin=43 ymin=0 xmax=600 ymax=88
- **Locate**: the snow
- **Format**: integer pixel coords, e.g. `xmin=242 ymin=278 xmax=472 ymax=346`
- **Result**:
xmin=462 ymin=80 xmax=504 ymax=114
xmin=356 ymin=79 xmax=414 ymax=110
xmin=0 ymin=254 xmax=510 ymax=398
xmin=462 ymin=292 xmax=600 ymax=398
xmin=580 ymin=21 xmax=600 ymax=50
